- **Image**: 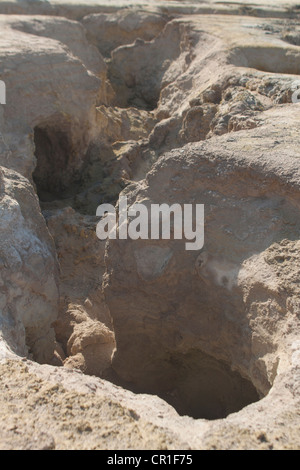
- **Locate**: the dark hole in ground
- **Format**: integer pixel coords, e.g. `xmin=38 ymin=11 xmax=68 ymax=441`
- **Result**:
xmin=107 ymin=61 xmax=160 ymax=111
xmin=32 ymin=126 xmax=123 ymax=214
xmin=159 ymin=350 xmax=260 ymax=420
xmin=107 ymin=348 xmax=261 ymax=421
xmin=33 ymin=126 xmax=77 ymax=202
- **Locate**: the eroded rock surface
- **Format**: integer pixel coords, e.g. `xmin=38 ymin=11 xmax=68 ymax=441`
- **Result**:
xmin=0 ymin=0 xmax=300 ymax=450
xmin=104 ymin=105 xmax=300 ymax=415
xmin=82 ymin=9 xmax=168 ymax=58
xmin=0 ymin=166 xmax=59 ymax=364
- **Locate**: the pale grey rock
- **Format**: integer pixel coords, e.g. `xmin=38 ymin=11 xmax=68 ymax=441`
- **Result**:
xmin=0 ymin=166 xmax=59 ymax=363
xmin=0 ymin=15 xmax=104 ymax=185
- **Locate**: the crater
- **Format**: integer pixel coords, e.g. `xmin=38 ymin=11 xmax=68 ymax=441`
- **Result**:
xmin=162 ymin=351 xmax=260 ymax=420
xmin=121 ymin=349 xmax=261 ymax=421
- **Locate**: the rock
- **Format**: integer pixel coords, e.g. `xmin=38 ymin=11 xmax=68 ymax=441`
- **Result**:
xmin=0 ymin=0 xmax=300 ymax=451
xmin=95 ymin=105 xmax=156 ymax=143
xmin=0 ymin=14 xmax=105 ymax=186
xmin=0 ymin=166 xmax=59 ymax=363
xmin=45 ymin=207 xmax=115 ymax=375
xmin=82 ymin=9 xmax=168 ymax=57
xmin=107 ymin=20 xmax=187 ymax=109
xmin=64 ymin=319 xmax=115 ymax=376
xmin=8 ymin=15 xmax=107 ymax=76
xmin=0 ymin=358 xmax=194 ymax=450
xmin=104 ymin=105 xmax=300 ymax=425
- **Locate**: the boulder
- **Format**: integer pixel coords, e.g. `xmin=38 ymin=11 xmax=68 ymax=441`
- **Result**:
xmin=104 ymin=105 xmax=300 ymax=422
xmin=0 ymin=166 xmax=59 ymax=363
